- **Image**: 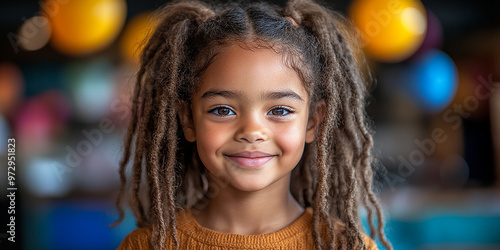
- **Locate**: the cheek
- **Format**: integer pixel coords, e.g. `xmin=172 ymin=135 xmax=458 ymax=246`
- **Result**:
xmin=274 ymin=120 xmax=307 ymax=155
xmin=195 ymin=121 xmax=231 ymax=157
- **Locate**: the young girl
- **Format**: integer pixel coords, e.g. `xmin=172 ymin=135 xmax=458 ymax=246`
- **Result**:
xmin=115 ymin=0 xmax=392 ymax=249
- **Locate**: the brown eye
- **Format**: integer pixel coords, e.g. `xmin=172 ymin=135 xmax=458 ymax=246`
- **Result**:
xmin=209 ymin=106 xmax=235 ymax=116
xmin=267 ymin=107 xmax=293 ymax=116
xmin=218 ymin=108 xmax=231 ymax=115
xmin=272 ymin=109 xmax=285 ymax=115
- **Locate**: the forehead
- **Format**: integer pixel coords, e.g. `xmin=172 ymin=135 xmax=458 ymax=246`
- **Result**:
xmin=196 ymin=43 xmax=308 ymax=100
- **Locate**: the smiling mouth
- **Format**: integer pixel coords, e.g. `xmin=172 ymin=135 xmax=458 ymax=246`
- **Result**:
xmin=224 ymin=151 xmax=276 ymax=167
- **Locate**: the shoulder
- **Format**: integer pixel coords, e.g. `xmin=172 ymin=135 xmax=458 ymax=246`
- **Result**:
xmin=362 ymin=233 xmax=379 ymax=250
xmin=117 ymin=227 xmax=152 ymax=250
xmin=117 ymin=209 xmax=191 ymax=250
xmin=319 ymin=213 xmax=379 ymax=250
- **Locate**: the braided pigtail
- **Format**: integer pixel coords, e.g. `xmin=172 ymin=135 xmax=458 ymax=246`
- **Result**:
xmin=114 ymin=1 xmax=214 ymax=249
xmin=285 ymin=0 xmax=392 ymax=249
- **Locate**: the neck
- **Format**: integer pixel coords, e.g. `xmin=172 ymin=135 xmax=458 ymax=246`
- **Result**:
xmin=191 ymin=173 xmax=304 ymax=235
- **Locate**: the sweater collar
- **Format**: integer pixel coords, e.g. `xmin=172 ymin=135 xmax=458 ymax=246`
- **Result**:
xmin=175 ymin=206 xmax=313 ymax=248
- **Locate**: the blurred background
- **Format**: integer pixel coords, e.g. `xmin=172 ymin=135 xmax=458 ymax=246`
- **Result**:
xmin=0 ymin=0 xmax=499 ymax=249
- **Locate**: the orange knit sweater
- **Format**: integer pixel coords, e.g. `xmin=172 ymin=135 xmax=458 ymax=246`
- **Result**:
xmin=118 ymin=207 xmax=378 ymax=249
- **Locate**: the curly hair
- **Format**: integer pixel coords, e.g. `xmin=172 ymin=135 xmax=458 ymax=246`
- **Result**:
xmin=114 ymin=0 xmax=392 ymax=249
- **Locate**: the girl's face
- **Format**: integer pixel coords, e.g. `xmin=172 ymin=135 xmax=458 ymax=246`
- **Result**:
xmin=181 ymin=43 xmax=322 ymax=192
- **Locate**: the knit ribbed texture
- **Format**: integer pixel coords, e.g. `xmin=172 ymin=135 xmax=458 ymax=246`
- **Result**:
xmin=118 ymin=207 xmax=378 ymax=249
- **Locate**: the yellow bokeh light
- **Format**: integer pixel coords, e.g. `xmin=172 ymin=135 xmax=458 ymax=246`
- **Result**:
xmin=349 ymin=0 xmax=427 ymax=62
xmin=43 ymin=0 xmax=127 ymax=56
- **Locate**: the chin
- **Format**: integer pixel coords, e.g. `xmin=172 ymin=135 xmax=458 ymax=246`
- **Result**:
xmin=230 ymin=177 xmax=273 ymax=192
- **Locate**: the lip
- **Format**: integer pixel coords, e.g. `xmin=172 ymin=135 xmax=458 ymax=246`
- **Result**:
xmin=224 ymin=151 xmax=276 ymax=167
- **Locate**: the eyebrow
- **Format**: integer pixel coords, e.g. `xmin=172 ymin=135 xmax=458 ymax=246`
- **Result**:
xmin=265 ymin=91 xmax=304 ymax=102
xmin=201 ymin=89 xmax=304 ymax=102
xmin=201 ymin=90 xmax=239 ymax=99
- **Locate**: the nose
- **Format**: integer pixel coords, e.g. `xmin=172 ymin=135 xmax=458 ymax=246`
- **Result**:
xmin=235 ymin=113 xmax=269 ymax=143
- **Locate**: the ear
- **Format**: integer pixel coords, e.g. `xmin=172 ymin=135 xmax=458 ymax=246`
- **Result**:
xmin=305 ymin=100 xmax=325 ymax=143
xmin=179 ymin=101 xmax=196 ymax=142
